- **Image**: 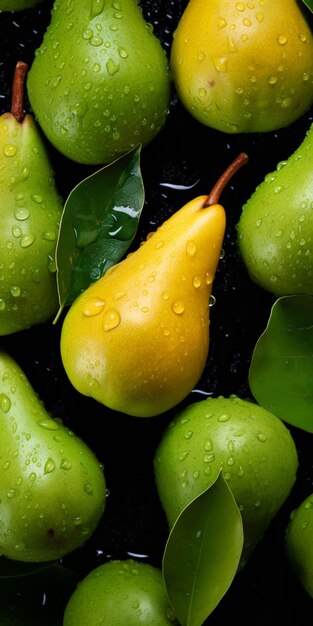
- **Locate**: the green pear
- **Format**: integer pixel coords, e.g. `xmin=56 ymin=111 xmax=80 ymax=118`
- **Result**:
xmin=26 ymin=0 xmax=171 ymax=165
xmin=63 ymin=559 xmax=178 ymax=626
xmin=60 ymin=154 xmax=248 ymax=418
xmin=0 ymin=349 xmax=106 ymax=562
xmin=0 ymin=61 xmax=63 ymax=336
xmin=0 ymin=0 xmax=41 ymax=10
xmin=237 ymin=121 xmax=313 ymax=296
xmin=154 ymin=396 xmax=298 ymax=569
xmin=170 ymin=0 xmax=313 ymax=133
xmin=285 ymin=493 xmax=313 ymax=598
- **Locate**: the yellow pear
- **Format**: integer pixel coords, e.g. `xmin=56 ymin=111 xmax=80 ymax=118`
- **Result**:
xmin=170 ymin=0 xmax=313 ymax=133
xmin=60 ymin=154 xmax=248 ymax=418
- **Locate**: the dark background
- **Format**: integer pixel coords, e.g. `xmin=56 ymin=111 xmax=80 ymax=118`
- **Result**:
xmin=0 ymin=1 xmax=313 ymax=624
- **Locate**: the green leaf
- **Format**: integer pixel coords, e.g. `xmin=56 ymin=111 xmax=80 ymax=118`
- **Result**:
xmin=301 ymin=0 xmax=313 ymax=12
xmin=249 ymin=294 xmax=313 ymax=433
xmin=162 ymin=472 xmax=244 ymax=626
xmin=55 ymin=145 xmax=144 ymax=318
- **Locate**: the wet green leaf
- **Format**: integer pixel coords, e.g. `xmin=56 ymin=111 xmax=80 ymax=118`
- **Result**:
xmin=162 ymin=472 xmax=243 ymax=626
xmin=301 ymin=0 xmax=313 ymax=12
xmin=249 ymin=294 xmax=313 ymax=433
xmin=55 ymin=145 xmax=144 ymax=319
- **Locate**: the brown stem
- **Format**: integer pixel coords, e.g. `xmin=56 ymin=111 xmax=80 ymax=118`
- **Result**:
xmin=11 ymin=61 xmax=28 ymax=123
xmin=204 ymin=152 xmax=249 ymax=207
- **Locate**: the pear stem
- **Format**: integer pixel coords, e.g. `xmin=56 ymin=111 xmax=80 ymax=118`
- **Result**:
xmin=204 ymin=152 xmax=249 ymax=207
xmin=11 ymin=60 xmax=28 ymax=123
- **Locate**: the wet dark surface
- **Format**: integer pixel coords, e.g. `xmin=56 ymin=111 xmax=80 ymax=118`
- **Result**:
xmin=0 ymin=1 xmax=313 ymax=624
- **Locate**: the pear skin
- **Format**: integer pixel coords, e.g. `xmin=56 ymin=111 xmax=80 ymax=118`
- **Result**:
xmin=154 ymin=396 xmax=298 ymax=569
xmin=237 ymin=121 xmax=313 ymax=296
xmin=0 ymin=61 xmax=63 ymax=335
xmin=170 ymin=0 xmax=313 ymax=133
xmin=60 ymin=154 xmax=248 ymax=418
xmin=0 ymin=350 xmax=106 ymax=562
xmin=26 ymin=0 xmax=171 ymax=165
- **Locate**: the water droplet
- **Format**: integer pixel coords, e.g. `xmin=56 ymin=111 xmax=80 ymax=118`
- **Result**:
xmin=83 ymin=28 xmax=93 ymax=40
xmin=29 ymin=472 xmax=36 ymax=482
xmin=218 ymin=413 xmax=230 ymax=422
xmin=204 ymin=453 xmax=215 ymax=463
xmin=12 ymin=225 xmax=22 ymax=238
xmin=192 ymin=275 xmax=202 ymax=288
xmin=171 ymin=300 xmax=185 ymax=315
xmin=7 ymin=488 xmax=16 ymax=498
xmin=213 ymin=56 xmax=228 ymax=72
xmin=299 ymin=32 xmax=307 ymax=43
xmin=243 ymin=18 xmax=251 ymax=26
xmin=118 ymin=47 xmax=128 ymax=59
xmin=90 ymin=35 xmax=103 ymax=46
xmin=31 ymin=194 xmax=43 ymax=204
xmin=14 ymin=208 xmax=29 ymax=221
xmin=205 ymin=272 xmax=213 ymax=285
xmin=103 ymin=308 xmax=121 ymax=331
xmin=0 ymin=393 xmax=11 ymax=413
xmin=184 ymin=430 xmax=193 ymax=440
xmin=84 ymin=483 xmax=93 ymax=495
xmin=227 ymin=35 xmax=238 ymax=52
xmin=38 ymin=418 xmax=59 ymax=431
xmin=90 ymin=0 xmax=104 ymax=17
xmin=83 ymin=297 xmax=105 ymax=317
xmin=3 ymin=144 xmax=17 ymax=157
xmin=268 ymin=76 xmax=277 ymax=85
xmin=179 ymin=451 xmax=189 ymax=462
xmin=42 ymin=230 xmax=57 ymax=242
xmin=277 ymin=34 xmax=287 ymax=45
xmin=204 ymin=439 xmax=212 ymax=451
xmin=20 ymin=234 xmax=35 ymax=248
xmin=236 ymin=2 xmax=245 ymax=10
xmin=44 ymin=458 xmax=56 ymax=474
xmin=106 ymin=58 xmax=120 ymax=75
xmin=60 ymin=458 xmax=72 ymax=470
xmin=10 ymin=285 xmax=21 ymax=298
xmin=217 ymin=17 xmax=227 ymax=29
xmin=209 ymin=294 xmax=216 ymax=307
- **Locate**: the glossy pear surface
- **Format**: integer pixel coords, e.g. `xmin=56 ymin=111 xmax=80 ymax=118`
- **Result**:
xmin=0 ymin=111 xmax=63 ymax=335
xmin=60 ymin=196 xmax=226 ymax=417
xmin=63 ymin=559 xmax=178 ymax=626
xmin=27 ymin=0 xmax=170 ymax=165
xmin=237 ymin=122 xmax=313 ymax=296
xmin=170 ymin=0 xmax=313 ymax=133
xmin=0 ymin=350 xmax=106 ymax=562
xmin=154 ymin=396 xmax=298 ymax=568
xmin=285 ymin=493 xmax=313 ymax=599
